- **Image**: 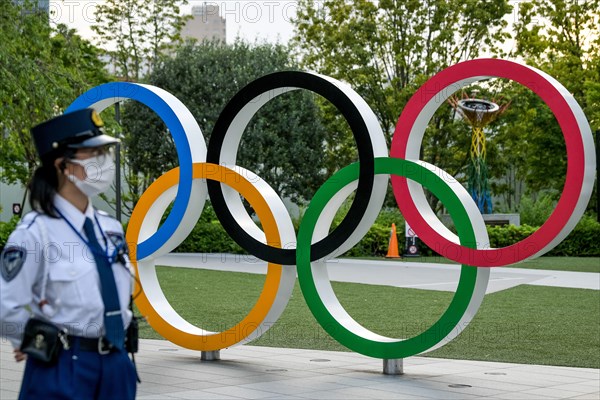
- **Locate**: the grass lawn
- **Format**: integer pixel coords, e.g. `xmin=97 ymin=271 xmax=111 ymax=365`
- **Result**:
xmin=358 ymin=256 xmax=600 ymax=273
xmin=137 ymin=266 xmax=600 ymax=368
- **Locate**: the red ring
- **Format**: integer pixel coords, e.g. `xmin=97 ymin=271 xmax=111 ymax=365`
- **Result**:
xmin=391 ymin=58 xmax=589 ymax=266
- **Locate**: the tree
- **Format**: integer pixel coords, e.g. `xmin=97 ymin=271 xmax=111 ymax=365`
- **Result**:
xmin=514 ymin=0 xmax=599 ymax=123
xmin=496 ymin=0 xmax=600 ymax=206
xmin=92 ymin=0 xmax=190 ymax=81
xmin=89 ymin=0 xmax=191 ymax=215
xmin=293 ymin=0 xmax=512 ymax=210
xmin=0 ymin=2 xmax=110 ymax=187
xmin=119 ymin=40 xmax=328 ymax=211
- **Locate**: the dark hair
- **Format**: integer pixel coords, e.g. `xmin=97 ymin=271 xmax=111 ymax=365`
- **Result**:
xmin=28 ymin=150 xmax=72 ymax=217
xmin=28 ymin=164 xmax=60 ymax=217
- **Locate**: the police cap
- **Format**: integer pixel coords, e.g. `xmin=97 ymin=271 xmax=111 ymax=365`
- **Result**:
xmin=30 ymin=109 xmax=119 ymax=161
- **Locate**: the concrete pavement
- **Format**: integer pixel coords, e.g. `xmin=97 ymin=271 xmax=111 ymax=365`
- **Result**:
xmin=1 ymin=339 xmax=599 ymax=399
xmin=2 ymin=255 xmax=597 ymax=398
xmin=155 ymin=253 xmax=600 ymax=293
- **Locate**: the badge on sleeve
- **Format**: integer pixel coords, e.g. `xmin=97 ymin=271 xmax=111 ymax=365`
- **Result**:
xmin=107 ymin=232 xmax=127 ymax=252
xmin=1 ymin=246 xmax=26 ymax=282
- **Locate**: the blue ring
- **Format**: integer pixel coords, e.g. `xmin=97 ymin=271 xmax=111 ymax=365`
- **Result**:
xmin=67 ymin=82 xmax=193 ymax=260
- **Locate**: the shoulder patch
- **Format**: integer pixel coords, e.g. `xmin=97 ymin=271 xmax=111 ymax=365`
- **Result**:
xmin=1 ymin=246 xmax=26 ymax=282
xmin=107 ymin=231 xmax=128 ymax=255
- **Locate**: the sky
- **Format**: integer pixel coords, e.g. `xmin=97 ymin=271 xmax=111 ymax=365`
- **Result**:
xmin=48 ymin=0 xmax=298 ymax=45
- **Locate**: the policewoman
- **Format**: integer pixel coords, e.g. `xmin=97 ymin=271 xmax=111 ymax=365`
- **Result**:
xmin=0 ymin=109 xmax=138 ymax=399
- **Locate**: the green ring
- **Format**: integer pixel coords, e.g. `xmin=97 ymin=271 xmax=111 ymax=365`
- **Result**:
xmin=296 ymin=157 xmax=479 ymax=359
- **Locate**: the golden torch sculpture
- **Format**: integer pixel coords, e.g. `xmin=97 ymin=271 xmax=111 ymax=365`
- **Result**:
xmin=449 ymin=92 xmax=510 ymax=213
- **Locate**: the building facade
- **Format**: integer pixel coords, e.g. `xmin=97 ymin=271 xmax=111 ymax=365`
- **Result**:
xmin=181 ymin=3 xmax=226 ymax=42
xmin=13 ymin=0 xmax=49 ymax=13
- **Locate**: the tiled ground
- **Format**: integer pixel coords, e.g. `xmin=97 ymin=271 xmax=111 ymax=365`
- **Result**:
xmin=1 ymin=339 xmax=598 ymax=399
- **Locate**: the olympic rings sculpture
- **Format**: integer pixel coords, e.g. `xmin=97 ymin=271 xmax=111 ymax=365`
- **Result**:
xmin=67 ymin=59 xmax=596 ymax=359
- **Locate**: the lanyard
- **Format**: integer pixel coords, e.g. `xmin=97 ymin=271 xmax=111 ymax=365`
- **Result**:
xmin=55 ymin=209 xmax=119 ymax=264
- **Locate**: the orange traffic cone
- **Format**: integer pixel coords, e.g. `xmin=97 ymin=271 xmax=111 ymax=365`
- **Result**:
xmin=386 ymin=223 xmax=401 ymax=258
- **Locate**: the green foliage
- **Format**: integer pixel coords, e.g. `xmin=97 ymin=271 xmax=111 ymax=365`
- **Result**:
xmin=293 ymin=0 xmax=599 ymax=215
xmin=518 ymin=193 xmax=556 ymax=226
xmin=485 ymin=217 xmax=600 ymax=257
xmin=487 ymin=80 xmax=566 ymax=208
xmin=150 ymin=199 xmax=598 ymax=258
xmin=169 ymin=199 xmax=408 ymax=257
xmin=508 ymin=0 xmax=599 ymax=210
xmin=514 ymin=0 xmax=599 ymax=126
xmin=467 ymin=0 xmax=600 ymax=212
xmin=174 ymin=221 xmax=245 ymax=254
xmin=549 ymin=215 xmax=600 ymax=257
xmin=342 ymin=223 xmax=390 ymax=257
xmin=486 ymin=224 xmax=538 ymax=248
xmin=293 ymin=0 xmax=511 ymax=209
xmin=87 ymin=0 xmax=190 ymax=215
xmin=121 ymin=40 xmax=328 ymax=207
xmin=373 ymin=207 xmax=405 ymax=230
xmin=330 ymin=203 xmax=405 ymax=257
xmin=173 ymin=203 xmax=244 ymax=254
xmin=0 ymin=2 xmax=110 ymax=186
xmin=294 ymin=0 xmax=511 ymax=137
xmin=0 ymin=217 xmax=20 ymax=250
xmin=92 ymin=0 xmax=190 ymax=81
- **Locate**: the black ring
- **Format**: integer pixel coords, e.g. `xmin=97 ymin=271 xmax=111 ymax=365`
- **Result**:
xmin=207 ymin=71 xmax=376 ymax=265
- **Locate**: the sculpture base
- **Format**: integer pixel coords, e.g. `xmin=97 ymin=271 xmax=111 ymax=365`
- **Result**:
xmin=201 ymin=351 xmax=221 ymax=361
xmin=441 ymin=213 xmax=520 ymax=228
xmin=383 ymin=359 xmax=403 ymax=375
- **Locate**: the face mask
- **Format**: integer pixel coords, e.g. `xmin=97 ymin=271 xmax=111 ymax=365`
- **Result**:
xmin=67 ymin=154 xmax=116 ymax=197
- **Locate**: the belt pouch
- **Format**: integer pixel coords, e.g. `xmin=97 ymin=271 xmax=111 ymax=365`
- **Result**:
xmin=125 ymin=316 xmax=139 ymax=353
xmin=20 ymin=318 xmax=63 ymax=363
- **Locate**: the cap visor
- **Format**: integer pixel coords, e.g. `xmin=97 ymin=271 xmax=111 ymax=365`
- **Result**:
xmin=67 ymin=134 xmax=119 ymax=148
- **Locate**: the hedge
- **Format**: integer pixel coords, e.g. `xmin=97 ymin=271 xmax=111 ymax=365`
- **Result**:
xmin=342 ymin=223 xmax=392 ymax=257
xmin=546 ymin=216 xmax=600 ymax=257
xmin=3 ymin=209 xmax=596 ymax=258
xmin=335 ymin=215 xmax=600 ymax=258
xmin=169 ymin=205 xmax=408 ymax=257
xmin=487 ymin=224 xmax=538 ymax=248
xmin=440 ymin=216 xmax=599 ymax=258
xmin=173 ymin=204 xmax=245 ymax=254
xmin=174 ymin=220 xmax=245 ymax=254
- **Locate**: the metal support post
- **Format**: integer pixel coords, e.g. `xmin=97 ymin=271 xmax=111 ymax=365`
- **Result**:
xmin=201 ymin=351 xmax=221 ymax=361
xmin=383 ymin=358 xmax=403 ymax=375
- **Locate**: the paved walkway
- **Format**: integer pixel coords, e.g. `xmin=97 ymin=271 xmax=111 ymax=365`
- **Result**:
xmin=1 ymin=339 xmax=598 ymax=399
xmin=2 ymin=256 xmax=598 ymax=398
xmin=156 ymin=254 xmax=600 ymax=293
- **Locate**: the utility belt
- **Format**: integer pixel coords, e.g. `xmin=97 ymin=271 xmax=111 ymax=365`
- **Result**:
xmin=20 ymin=317 xmax=139 ymax=364
xmin=70 ymin=336 xmax=120 ymax=354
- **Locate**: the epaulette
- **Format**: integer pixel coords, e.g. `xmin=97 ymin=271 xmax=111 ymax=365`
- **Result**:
xmin=94 ymin=209 xmax=119 ymax=225
xmin=16 ymin=211 xmax=40 ymax=230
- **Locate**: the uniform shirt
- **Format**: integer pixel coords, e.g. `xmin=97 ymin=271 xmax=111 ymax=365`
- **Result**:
xmin=0 ymin=194 xmax=133 ymax=349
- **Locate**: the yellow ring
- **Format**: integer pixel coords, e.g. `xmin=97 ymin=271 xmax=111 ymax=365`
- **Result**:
xmin=126 ymin=163 xmax=283 ymax=350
